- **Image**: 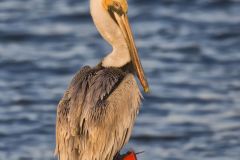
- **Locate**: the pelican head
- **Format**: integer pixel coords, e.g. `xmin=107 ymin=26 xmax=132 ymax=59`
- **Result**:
xmin=90 ymin=0 xmax=149 ymax=92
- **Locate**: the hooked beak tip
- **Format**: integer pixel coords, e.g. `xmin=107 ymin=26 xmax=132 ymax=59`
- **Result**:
xmin=144 ymin=87 xmax=150 ymax=93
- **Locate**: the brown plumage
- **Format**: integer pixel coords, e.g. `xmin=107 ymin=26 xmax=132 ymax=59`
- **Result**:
xmin=55 ymin=65 xmax=142 ymax=160
xmin=55 ymin=0 xmax=149 ymax=159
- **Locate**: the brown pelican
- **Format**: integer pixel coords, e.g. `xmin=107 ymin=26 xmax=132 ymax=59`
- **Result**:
xmin=55 ymin=0 xmax=149 ymax=159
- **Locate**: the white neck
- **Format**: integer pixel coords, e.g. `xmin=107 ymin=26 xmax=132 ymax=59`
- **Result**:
xmin=90 ymin=0 xmax=130 ymax=67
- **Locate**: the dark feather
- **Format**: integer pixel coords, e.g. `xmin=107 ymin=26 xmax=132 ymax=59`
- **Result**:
xmin=55 ymin=65 xmax=141 ymax=160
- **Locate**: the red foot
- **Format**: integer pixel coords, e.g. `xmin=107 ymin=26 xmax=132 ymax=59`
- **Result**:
xmin=122 ymin=151 xmax=137 ymax=160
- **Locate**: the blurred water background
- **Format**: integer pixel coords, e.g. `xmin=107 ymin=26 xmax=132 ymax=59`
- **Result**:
xmin=0 ymin=0 xmax=240 ymax=159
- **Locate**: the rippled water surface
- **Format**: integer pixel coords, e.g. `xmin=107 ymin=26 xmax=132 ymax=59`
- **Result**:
xmin=0 ymin=0 xmax=240 ymax=159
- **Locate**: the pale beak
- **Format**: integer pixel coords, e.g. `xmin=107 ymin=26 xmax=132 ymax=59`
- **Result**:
xmin=113 ymin=12 xmax=149 ymax=93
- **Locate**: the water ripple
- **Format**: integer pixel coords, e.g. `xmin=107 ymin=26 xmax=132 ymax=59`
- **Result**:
xmin=0 ymin=0 xmax=240 ymax=160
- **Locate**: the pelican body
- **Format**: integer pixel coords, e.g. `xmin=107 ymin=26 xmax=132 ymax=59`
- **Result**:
xmin=55 ymin=0 xmax=149 ymax=159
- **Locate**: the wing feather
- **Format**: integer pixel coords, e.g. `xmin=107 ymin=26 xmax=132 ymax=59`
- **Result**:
xmin=55 ymin=66 xmax=141 ymax=160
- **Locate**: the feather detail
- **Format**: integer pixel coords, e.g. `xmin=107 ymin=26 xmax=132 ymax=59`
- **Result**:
xmin=55 ymin=66 xmax=141 ymax=160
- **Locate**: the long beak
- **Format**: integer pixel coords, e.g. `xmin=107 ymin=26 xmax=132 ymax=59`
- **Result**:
xmin=114 ymin=12 xmax=149 ymax=93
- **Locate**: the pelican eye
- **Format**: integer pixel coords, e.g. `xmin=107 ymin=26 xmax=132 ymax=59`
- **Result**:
xmin=109 ymin=2 xmax=125 ymax=16
xmin=112 ymin=1 xmax=121 ymax=10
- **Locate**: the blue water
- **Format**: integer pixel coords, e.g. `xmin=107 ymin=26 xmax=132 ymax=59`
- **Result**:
xmin=0 ymin=0 xmax=240 ymax=159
